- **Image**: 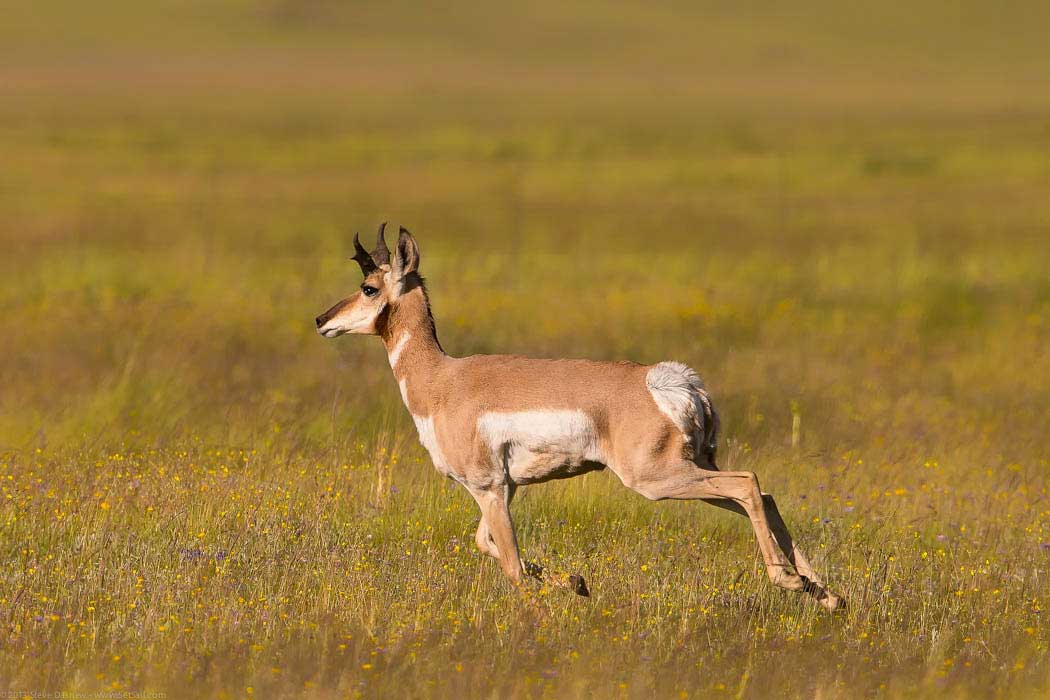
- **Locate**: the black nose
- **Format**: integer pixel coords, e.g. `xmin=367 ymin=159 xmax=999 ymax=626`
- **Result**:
xmin=315 ymin=315 xmax=325 ymax=328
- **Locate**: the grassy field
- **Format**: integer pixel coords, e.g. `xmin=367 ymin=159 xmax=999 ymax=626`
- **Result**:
xmin=2 ymin=1 xmax=1049 ymax=698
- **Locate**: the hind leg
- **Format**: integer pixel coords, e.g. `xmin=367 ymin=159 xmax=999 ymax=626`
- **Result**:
xmin=762 ymin=494 xmax=844 ymax=609
xmin=623 ymin=463 xmax=806 ymax=592
xmin=704 ymin=493 xmax=844 ymax=610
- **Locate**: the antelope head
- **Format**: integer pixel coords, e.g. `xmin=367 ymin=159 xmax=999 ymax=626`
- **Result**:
xmin=315 ymin=223 xmax=421 ymax=337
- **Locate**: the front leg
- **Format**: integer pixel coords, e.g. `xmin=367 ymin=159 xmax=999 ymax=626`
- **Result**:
xmin=470 ymin=485 xmax=590 ymax=596
xmin=472 ymin=481 xmax=517 ymax=561
xmin=468 ymin=483 xmax=524 ymax=584
xmin=474 ymin=516 xmax=502 ymax=560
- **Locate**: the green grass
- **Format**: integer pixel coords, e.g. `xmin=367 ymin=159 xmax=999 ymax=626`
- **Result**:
xmin=1 ymin=1 xmax=1049 ymax=698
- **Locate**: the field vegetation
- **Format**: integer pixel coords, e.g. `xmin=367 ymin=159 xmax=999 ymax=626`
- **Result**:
xmin=1 ymin=1 xmax=1048 ymax=697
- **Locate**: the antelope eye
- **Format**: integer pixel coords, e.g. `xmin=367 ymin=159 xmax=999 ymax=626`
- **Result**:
xmin=361 ymin=285 xmax=379 ymax=298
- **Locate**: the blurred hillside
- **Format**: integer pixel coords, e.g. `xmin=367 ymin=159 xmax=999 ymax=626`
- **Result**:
xmin=4 ymin=1 xmax=1050 ymax=110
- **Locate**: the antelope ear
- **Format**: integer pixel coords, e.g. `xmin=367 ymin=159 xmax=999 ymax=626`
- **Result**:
xmin=392 ymin=226 xmax=420 ymax=279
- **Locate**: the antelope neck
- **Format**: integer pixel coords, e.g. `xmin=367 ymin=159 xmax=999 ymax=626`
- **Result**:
xmin=381 ymin=290 xmax=445 ymax=412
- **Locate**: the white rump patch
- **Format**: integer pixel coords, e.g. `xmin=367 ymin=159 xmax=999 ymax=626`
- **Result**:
xmin=645 ymin=361 xmax=718 ymax=455
xmin=477 ymin=410 xmax=604 ymax=482
xmin=388 ymin=332 xmax=411 ymax=368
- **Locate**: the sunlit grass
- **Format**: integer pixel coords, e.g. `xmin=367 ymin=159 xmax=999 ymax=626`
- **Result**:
xmin=3 ymin=436 xmax=1046 ymax=697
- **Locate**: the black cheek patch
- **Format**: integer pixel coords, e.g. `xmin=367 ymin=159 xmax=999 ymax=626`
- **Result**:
xmin=374 ymin=302 xmax=392 ymax=335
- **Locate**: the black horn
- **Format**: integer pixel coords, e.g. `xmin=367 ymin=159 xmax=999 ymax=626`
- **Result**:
xmin=372 ymin=221 xmax=391 ymax=266
xmin=351 ymin=232 xmax=378 ymax=275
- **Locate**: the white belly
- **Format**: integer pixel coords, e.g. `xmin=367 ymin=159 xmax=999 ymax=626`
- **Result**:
xmin=477 ymin=410 xmax=605 ymax=484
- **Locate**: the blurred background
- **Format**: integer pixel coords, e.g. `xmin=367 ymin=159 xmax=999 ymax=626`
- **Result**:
xmin=1 ymin=2 xmax=1048 ymax=697
xmin=3 ymin=0 xmax=1048 ymax=449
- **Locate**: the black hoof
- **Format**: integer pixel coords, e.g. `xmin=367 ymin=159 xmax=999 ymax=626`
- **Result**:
xmin=801 ymin=576 xmax=845 ymax=612
xmin=570 ymin=574 xmax=590 ymax=597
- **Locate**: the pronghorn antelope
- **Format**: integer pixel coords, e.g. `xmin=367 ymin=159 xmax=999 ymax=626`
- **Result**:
xmin=316 ymin=224 xmax=843 ymax=610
